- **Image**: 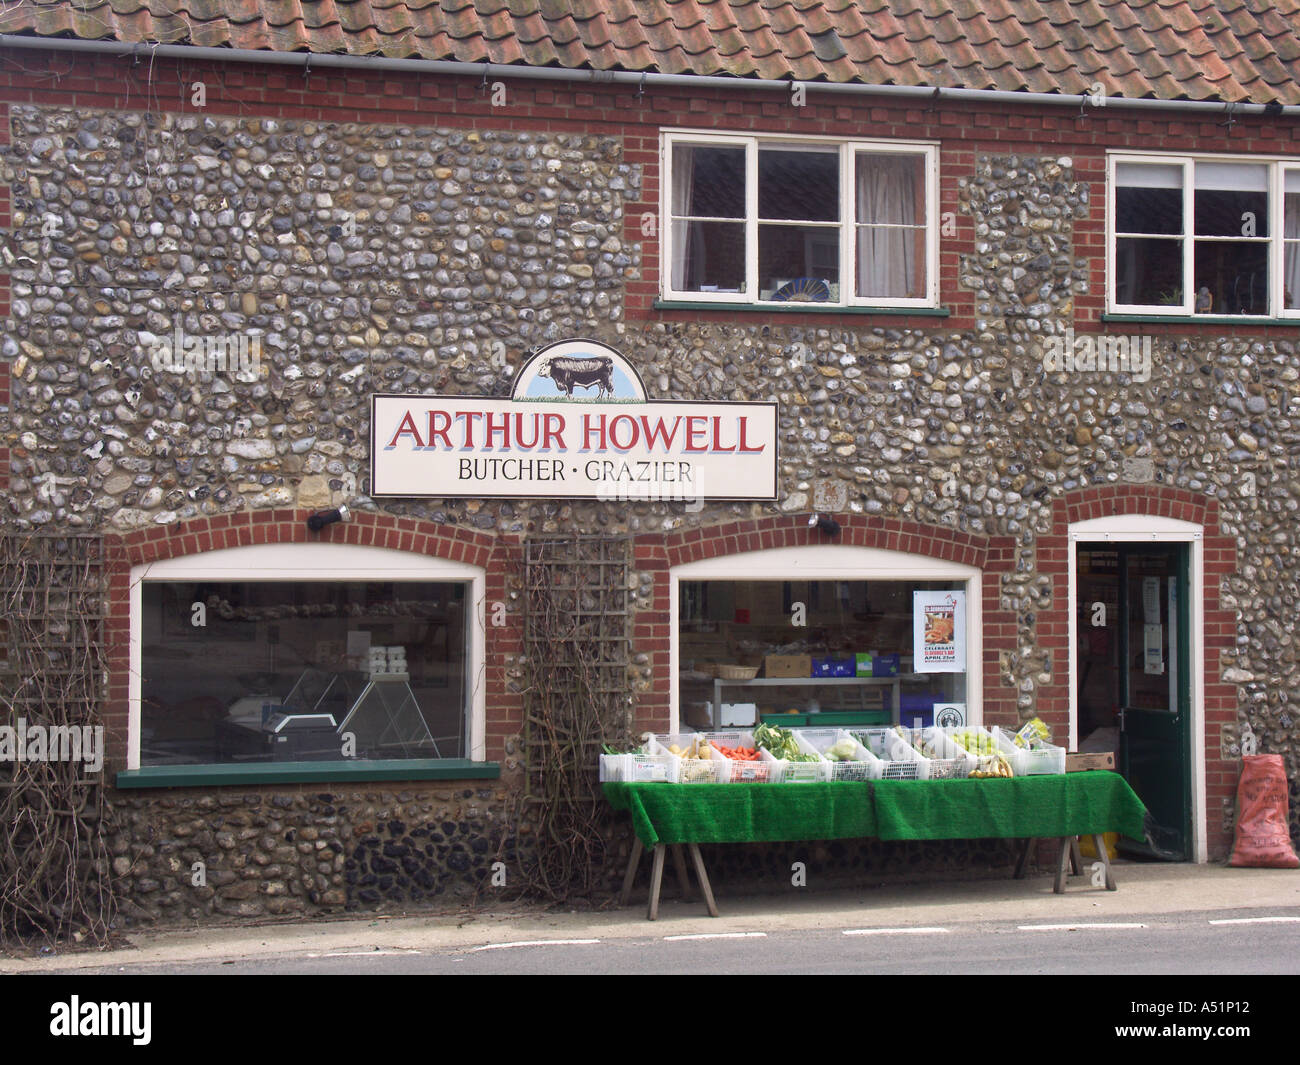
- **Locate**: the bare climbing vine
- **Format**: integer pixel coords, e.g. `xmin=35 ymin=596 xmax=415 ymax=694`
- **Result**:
xmin=510 ymin=535 xmax=634 ymax=902
xmin=0 ymin=532 xmax=115 ymax=945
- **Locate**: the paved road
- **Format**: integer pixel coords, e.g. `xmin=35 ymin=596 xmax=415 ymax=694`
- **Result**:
xmin=66 ymin=907 xmax=1300 ymax=975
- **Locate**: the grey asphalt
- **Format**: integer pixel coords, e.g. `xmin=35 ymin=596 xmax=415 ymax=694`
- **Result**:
xmin=56 ymin=911 xmax=1300 ymax=975
xmin=3 ymin=859 xmax=1298 ymax=974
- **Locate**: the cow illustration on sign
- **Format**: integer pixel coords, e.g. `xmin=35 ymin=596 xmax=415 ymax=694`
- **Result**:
xmin=536 ymin=354 xmax=614 ymax=399
xmin=511 ymin=339 xmax=649 ymax=403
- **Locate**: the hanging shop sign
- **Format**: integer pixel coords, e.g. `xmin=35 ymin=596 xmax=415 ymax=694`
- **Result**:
xmin=913 ymin=590 xmax=967 ymax=673
xmin=371 ymin=340 xmax=779 ymax=501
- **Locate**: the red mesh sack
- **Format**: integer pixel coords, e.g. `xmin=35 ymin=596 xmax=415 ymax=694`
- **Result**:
xmin=1229 ymin=754 xmax=1300 ymax=868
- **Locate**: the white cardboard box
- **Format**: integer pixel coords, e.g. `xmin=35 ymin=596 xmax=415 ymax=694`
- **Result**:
xmin=706 ymin=701 xmax=758 ymax=727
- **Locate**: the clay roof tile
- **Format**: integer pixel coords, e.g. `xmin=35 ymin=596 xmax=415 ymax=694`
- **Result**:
xmin=3 ymin=0 xmax=1300 ymax=102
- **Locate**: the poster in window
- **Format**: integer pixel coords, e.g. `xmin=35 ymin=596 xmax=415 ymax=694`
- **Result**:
xmin=934 ymin=703 xmax=967 ymax=728
xmin=913 ymin=590 xmax=966 ymax=673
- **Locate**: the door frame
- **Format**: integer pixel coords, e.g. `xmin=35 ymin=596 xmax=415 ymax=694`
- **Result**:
xmin=1067 ymin=516 xmax=1205 ymax=862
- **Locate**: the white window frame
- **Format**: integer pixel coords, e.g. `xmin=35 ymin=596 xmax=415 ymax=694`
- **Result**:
xmin=669 ymin=544 xmax=982 ymax=731
xmin=127 ymin=542 xmax=487 ymax=771
xmin=661 ymin=130 xmax=940 ymax=309
xmin=1108 ymin=150 xmax=1300 ymax=319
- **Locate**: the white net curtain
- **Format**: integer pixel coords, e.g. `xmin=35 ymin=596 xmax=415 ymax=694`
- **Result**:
xmin=855 ymin=152 xmax=922 ymax=300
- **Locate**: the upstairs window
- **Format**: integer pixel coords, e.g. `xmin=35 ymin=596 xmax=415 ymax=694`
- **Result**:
xmin=1110 ymin=153 xmax=1300 ymax=317
xmin=663 ymin=133 xmax=938 ymax=308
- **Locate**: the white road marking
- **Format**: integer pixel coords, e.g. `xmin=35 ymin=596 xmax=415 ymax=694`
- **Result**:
xmin=664 ymin=932 xmax=767 ymax=941
xmin=1018 ymin=923 xmax=1147 ymax=931
xmin=1208 ymin=916 xmax=1300 ymax=925
xmin=471 ymin=939 xmax=600 ymax=951
xmin=842 ymin=927 xmax=950 ymax=936
xmin=307 ymin=950 xmax=422 ymax=958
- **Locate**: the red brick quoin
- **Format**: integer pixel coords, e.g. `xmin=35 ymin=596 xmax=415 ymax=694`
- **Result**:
xmin=1036 ymin=485 xmax=1238 ymax=859
xmin=100 ymin=512 xmax=521 ymax=771
xmin=632 ymin=514 xmax=1018 ymax=737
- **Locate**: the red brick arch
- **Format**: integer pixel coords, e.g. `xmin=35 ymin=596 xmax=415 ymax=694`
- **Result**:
xmin=661 ymin=513 xmax=997 ymax=569
xmin=101 ymin=510 xmax=519 ymax=766
xmin=1037 ymin=484 xmax=1238 ymax=859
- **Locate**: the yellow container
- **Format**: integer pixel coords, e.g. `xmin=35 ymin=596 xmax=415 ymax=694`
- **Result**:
xmin=1079 ymin=832 xmax=1118 ymax=860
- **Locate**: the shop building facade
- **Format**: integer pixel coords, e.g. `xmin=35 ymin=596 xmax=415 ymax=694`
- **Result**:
xmin=1 ymin=2 xmax=1299 ymax=921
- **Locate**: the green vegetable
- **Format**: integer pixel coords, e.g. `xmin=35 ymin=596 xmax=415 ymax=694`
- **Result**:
xmin=754 ymin=722 xmax=817 ymax=761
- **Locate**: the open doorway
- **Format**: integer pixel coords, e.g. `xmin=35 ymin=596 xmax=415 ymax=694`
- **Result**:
xmin=1075 ymin=543 xmax=1192 ymax=860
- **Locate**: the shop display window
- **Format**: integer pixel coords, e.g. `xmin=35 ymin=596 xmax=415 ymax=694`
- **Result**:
xmin=679 ymin=579 xmax=968 ymax=731
xmin=139 ymin=580 xmax=468 ymax=766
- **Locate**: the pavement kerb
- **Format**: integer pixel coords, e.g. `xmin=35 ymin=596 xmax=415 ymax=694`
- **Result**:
xmin=3 ymin=861 xmax=1298 ymax=972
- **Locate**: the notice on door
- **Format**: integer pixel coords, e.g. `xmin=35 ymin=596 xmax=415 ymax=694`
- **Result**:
xmin=913 ymin=590 xmax=966 ymax=673
xmin=1142 ymin=576 xmax=1161 ymax=624
xmin=1143 ymin=623 xmax=1164 ymax=675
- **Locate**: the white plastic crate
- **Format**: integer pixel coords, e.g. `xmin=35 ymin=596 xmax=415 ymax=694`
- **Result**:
xmin=903 ymin=727 xmax=974 ymax=779
xmin=646 ymin=734 xmax=720 ymax=784
xmin=705 ymin=731 xmax=772 ymax=783
xmin=992 ymin=726 xmax=1066 ymax=775
xmin=598 ymin=752 xmax=671 ymax=782
xmin=942 ymin=726 xmax=1014 ymax=777
xmin=598 ymin=753 xmax=627 ymax=782
xmin=754 ymin=725 xmax=830 ymax=782
xmin=794 ymin=728 xmax=881 ymax=781
xmin=758 ymin=744 xmax=828 ymax=782
xmin=626 ymin=754 xmax=672 ymax=782
xmin=850 ymin=728 xmax=931 ymax=781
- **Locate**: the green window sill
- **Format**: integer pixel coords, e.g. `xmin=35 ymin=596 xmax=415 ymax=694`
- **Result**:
xmin=1102 ymin=313 xmax=1300 ymax=327
xmin=115 ymin=758 xmax=500 ymax=789
xmin=654 ymin=300 xmax=949 ymax=317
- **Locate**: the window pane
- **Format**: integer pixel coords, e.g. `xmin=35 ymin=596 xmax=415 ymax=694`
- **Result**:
xmin=855 ymin=153 xmax=925 ymax=225
xmin=1194 ymin=241 xmax=1269 ymax=314
xmin=1116 ymin=185 xmax=1183 ymax=235
xmin=1116 ymin=162 xmax=1181 ymax=188
xmin=678 ymin=579 xmax=967 ymax=732
xmin=1115 ymin=236 xmax=1183 ymax=306
xmin=758 ymin=149 xmax=839 ymax=222
xmin=1284 ymin=188 xmax=1300 ymax=310
xmin=857 ymin=225 xmax=926 ymax=299
xmin=672 ymin=145 xmax=745 ymax=218
xmin=759 ymin=225 xmax=838 ymax=300
xmin=1195 ymin=162 xmax=1267 ymax=191
xmin=670 ymin=219 xmax=745 ymax=292
xmin=141 ymin=581 xmax=467 ymax=766
xmin=1287 ymin=244 xmax=1300 ymax=310
xmin=854 ymin=153 xmax=926 ymax=299
xmin=1194 ymin=188 xmax=1267 ymax=237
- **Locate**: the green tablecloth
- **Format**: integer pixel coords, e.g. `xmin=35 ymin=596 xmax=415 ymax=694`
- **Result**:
xmin=871 ymin=775 xmax=1148 ymax=841
xmin=603 ymin=782 xmax=878 ymax=848
xmin=603 ymin=773 xmax=1147 ymax=850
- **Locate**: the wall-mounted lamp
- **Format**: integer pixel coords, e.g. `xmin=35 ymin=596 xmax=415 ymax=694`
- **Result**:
xmin=809 ymin=513 xmax=840 ymax=537
xmin=306 ymin=505 xmax=351 ymax=532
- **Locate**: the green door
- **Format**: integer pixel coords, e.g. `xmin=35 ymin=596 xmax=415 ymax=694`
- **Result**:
xmin=1116 ymin=544 xmax=1191 ymax=860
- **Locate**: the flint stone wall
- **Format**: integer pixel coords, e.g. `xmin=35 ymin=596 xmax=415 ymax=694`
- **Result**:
xmin=2 ymin=105 xmax=1297 ymax=906
xmin=108 ymin=780 xmax=529 ymax=923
